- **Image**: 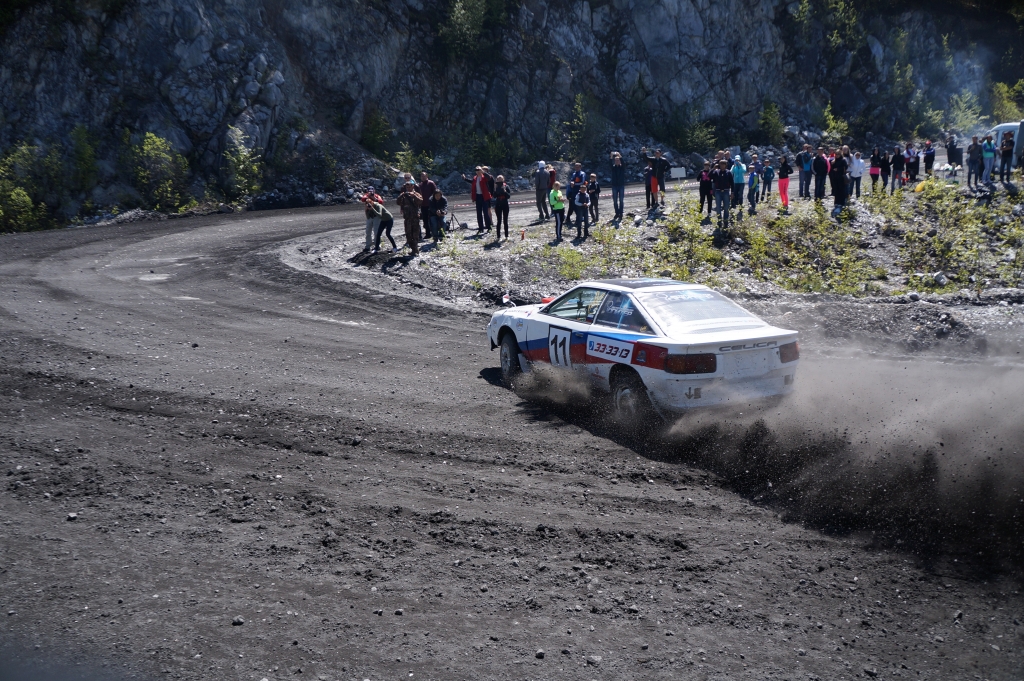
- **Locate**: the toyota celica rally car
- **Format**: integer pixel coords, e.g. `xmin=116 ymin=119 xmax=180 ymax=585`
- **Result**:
xmin=487 ymin=279 xmax=799 ymax=420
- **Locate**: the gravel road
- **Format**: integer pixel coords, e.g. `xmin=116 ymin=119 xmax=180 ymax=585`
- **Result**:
xmin=1 ymin=201 xmax=1022 ymax=681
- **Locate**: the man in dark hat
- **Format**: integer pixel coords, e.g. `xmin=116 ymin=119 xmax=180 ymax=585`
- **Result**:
xmin=396 ymin=182 xmax=424 ymax=256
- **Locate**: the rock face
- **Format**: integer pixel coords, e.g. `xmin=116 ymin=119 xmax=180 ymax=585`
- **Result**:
xmin=0 ymin=0 xmax=998 ymax=178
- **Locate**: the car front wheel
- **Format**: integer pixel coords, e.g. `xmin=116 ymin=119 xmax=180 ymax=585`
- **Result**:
xmin=499 ymin=333 xmax=522 ymax=388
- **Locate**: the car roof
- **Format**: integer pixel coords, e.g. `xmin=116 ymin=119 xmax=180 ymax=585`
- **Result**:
xmin=579 ymin=278 xmax=708 ymax=291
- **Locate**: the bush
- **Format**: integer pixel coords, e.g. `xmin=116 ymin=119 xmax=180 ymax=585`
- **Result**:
xmin=819 ymin=102 xmax=849 ymax=144
xmin=991 ymin=80 xmax=1024 ymax=123
xmin=0 ymin=180 xmax=45 ymax=231
xmin=563 ymin=93 xmax=606 ymax=162
xmin=124 ymin=131 xmax=190 ymax=211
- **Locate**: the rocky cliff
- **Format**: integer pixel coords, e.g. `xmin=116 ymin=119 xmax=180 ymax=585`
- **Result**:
xmin=0 ymin=0 xmax=1019 ymax=223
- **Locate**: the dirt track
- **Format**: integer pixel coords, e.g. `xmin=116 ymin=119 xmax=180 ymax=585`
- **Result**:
xmin=1 ymin=202 xmax=1023 ymax=681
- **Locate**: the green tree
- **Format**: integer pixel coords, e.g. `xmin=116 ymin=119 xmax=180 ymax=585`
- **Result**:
xmin=991 ymin=81 xmax=1024 ymax=122
xmin=819 ymin=102 xmax=850 ymax=144
xmin=438 ymin=0 xmax=486 ymax=57
xmin=946 ymin=90 xmax=987 ymax=134
xmin=224 ymin=127 xmax=264 ymax=199
xmin=758 ymin=101 xmax=785 ymax=146
xmin=361 ymin=109 xmax=393 ymax=156
xmin=70 ymin=124 xmax=98 ymax=192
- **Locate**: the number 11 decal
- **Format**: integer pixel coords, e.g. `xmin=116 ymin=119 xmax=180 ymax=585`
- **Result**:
xmin=547 ymin=327 xmax=572 ymax=368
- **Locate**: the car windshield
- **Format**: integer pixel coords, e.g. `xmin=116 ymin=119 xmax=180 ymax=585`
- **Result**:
xmin=635 ymin=289 xmax=762 ymax=333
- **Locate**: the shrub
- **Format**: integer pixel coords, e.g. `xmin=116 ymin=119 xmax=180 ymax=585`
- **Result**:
xmin=991 ymin=80 xmax=1024 ymax=123
xmin=819 ymin=102 xmax=850 ymax=144
xmin=946 ymin=90 xmax=988 ymax=135
xmin=563 ymin=93 xmax=606 ymax=162
xmin=0 ymin=180 xmax=45 ymax=231
xmin=124 ymin=131 xmax=190 ymax=211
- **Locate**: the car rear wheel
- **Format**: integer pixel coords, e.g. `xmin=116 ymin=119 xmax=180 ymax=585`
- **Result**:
xmin=610 ymin=370 xmax=656 ymax=432
xmin=499 ymin=333 xmax=522 ymax=388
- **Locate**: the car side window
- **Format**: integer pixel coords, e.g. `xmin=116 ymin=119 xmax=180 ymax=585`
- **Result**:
xmin=594 ymin=292 xmax=654 ymax=334
xmin=543 ymin=288 xmax=607 ymax=323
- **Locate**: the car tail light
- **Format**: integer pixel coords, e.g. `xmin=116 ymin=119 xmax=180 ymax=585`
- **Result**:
xmin=779 ymin=341 xmax=799 ymax=363
xmin=541 ymin=296 xmax=555 ymax=303
xmin=664 ymin=353 xmax=717 ymax=374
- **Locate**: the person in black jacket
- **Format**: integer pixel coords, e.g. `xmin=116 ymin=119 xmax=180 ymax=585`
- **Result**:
xmin=609 ymin=152 xmax=626 ymax=220
xmin=697 ymin=161 xmax=713 ymax=217
xmin=710 ymin=160 xmax=733 ymax=229
xmin=587 ymin=173 xmax=601 ymax=222
xmin=427 ymin=190 xmax=448 ymax=243
xmin=641 ymin=147 xmax=671 ymax=206
xmin=777 ymin=156 xmax=792 ymax=213
xmin=812 ymin=148 xmax=829 ymax=200
xmin=493 ymin=175 xmax=512 ymax=241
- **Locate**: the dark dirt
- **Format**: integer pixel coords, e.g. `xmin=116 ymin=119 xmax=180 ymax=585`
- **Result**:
xmin=1 ymin=203 xmax=1023 ymax=681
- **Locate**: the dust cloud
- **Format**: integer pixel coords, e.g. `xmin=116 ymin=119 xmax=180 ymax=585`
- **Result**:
xmin=666 ymin=356 xmax=1024 ymax=571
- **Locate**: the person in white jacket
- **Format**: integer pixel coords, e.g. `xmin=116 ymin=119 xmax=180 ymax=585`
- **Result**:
xmin=849 ymin=151 xmax=866 ymax=199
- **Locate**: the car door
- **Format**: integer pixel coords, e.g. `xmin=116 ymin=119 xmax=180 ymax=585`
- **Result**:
xmin=525 ymin=287 xmax=607 ymax=371
xmin=586 ymin=291 xmax=657 ymax=384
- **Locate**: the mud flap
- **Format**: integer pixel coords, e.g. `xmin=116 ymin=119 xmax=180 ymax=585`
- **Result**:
xmin=518 ymin=353 xmax=532 ymax=373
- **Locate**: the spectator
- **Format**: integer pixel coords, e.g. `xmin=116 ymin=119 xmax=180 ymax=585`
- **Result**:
xmin=849 ymin=151 xmax=865 ymax=199
xmin=710 ymin=159 xmax=733 ymax=229
xmin=641 ymin=147 xmax=670 ymax=207
xmin=796 ymin=144 xmax=814 ymax=199
xmin=869 ymin=147 xmax=882 ymax=192
xmin=697 ymin=161 xmax=713 ymax=217
xmin=533 ymin=161 xmax=550 ymax=221
xmin=463 ymin=166 xmax=493 ymax=232
xmin=761 ymin=158 xmax=775 ymax=201
xmin=966 ymin=135 xmax=982 ymax=189
xmin=493 ymin=175 xmax=512 ymax=242
xmin=587 ymin=173 xmax=601 ymax=222
xmin=396 ymin=182 xmax=424 ymax=256
xmin=370 ymin=199 xmax=397 ymax=253
xmin=567 ymin=162 xmax=586 ymax=222
xmin=879 ymin=150 xmax=891 ymax=194
xmin=731 ymin=155 xmax=747 ymax=216
xmin=747 ymin=165 xmax=760 ymax=216
xmin=812 ymin=148 xmax=829 ymax=200
xmin=1000 ymin=132 xmax=1016 ymax=182
xmin=361 ymin=186 xmax=384 ymax=252
xmin=777 ymin=155 xmax=792 ymax=213
xmin=830 ymin=150 xmax=849 ymax=215
xmin=417 ymin=172 xmax=437 ymax=240
xmin=923 ymin=140 xmax=936 ymax=177
xmin=610 ymin=152 xmax=626 ymax=220
xmin=891 ymin=146 xmax=905 ymax=193
xmin=482 ymin=165 xmax=496 ymax=225
xmin=642 ymin=159 xmax=654 ymax=210
xmin=905 ymin=142 xmax=919 ymax=183
xmin=549 ymin=181 xmax=566 ymax=241
xmin=574 ymin=182 xmax=591 ymax=238
xmin=427 ymin=189 xmax=448 ymax=243
xmin=981 ymin=135 xmax=997 ymax=184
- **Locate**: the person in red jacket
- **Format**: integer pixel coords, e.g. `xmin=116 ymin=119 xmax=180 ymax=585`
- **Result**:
xmin=462 ymin=166 xmax=493 ymax=232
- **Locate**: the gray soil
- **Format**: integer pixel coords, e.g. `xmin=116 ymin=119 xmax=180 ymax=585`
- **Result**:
xmin=1 ymin=199 xmax=1023 ymax=681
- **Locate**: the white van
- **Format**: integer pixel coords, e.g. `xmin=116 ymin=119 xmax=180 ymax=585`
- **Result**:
xmin=984 ymin=120 xmax=1024 ymax=169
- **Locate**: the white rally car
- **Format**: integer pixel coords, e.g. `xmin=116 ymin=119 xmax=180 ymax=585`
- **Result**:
xmin=487 ymin=279 xmax=799 ymax=420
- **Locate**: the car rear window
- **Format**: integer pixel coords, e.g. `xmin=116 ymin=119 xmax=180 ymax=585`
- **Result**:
xmin=594 ymin=292 xmax=654 ymax=334
xmin=636 ymin=289 xmax=760 ymax=332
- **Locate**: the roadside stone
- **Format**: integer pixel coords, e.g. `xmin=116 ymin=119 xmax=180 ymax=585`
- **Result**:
xmin=66 ymin=513 xmax=77 ymax=521
xmin=586 ymin=655 xmax=602 ymax=666
xmin=395 ymin=609 xmax=403 ymax=615
xmin=232 ymin=616 xmax=244 ymax=625
xmin=535 ymin=649 xmax=544 ymax=659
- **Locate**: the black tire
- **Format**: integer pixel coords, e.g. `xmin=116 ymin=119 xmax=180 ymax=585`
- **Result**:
xmin=499 ymin=332 xmax=522 ymax=389
xmin=610 ymin=370 xmax=656 ymax=432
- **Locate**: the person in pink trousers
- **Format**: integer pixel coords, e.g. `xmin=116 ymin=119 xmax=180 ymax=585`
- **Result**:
xmin=777 ymin=155 xmax=793 ymax=214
